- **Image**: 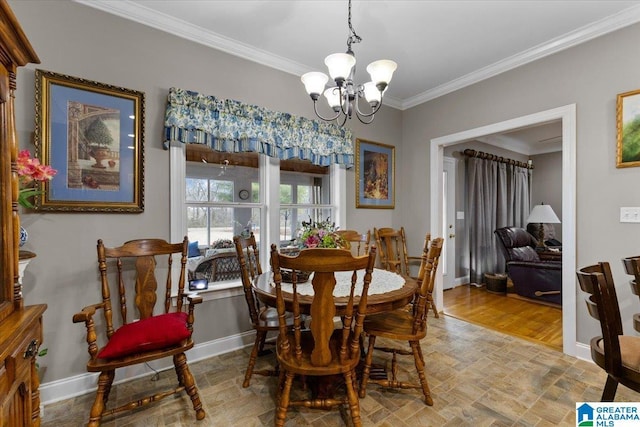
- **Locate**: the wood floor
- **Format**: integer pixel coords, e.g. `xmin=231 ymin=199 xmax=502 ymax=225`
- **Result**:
xmin=442 ymin=284 xmax=563 ymax=351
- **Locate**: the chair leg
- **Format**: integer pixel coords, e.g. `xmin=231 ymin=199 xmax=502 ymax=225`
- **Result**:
xmin=275 ymin=371 xmax=294 ymax=427
xmin=359 ymin=334 xmax=377 ymax=398
xmin=601 ymin=375 xmax=619 ymax=402
xmin=410 ymin=340 xmax=433 ymax=406
xmin=244 ymin=330 xmax=267 ymax=388
xmin=174 ymin=353 xmax=206 ymax=420
xmin=427 ymin=292 xmax=439 ymax=318
xmin=344 ymin=369 xmax=362 ymax=427
xmin=102 ymin=370 xmax=115 ymax=406
xmin=88 ymin=370 xmax=114 ymax=427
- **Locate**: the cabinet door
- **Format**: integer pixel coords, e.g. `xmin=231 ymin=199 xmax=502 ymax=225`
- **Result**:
xmin=0 ymin=332 xmax=37 ymax=426
xmin=0 ymin=60 xmax=15 ymax=323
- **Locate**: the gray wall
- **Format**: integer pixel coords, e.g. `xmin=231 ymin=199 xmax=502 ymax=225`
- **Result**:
xmin=402 ymin=20 xmax=640 ymax=345
xmin=531 ymin=151 xmax=563 ymax=239
xmin=10 ymin=0 xmax=401 ymax=385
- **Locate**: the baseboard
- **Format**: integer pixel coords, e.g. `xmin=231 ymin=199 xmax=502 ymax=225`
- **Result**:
xmin=454 ymin=276 xmax=470 ymax=287
xmin=574 ymin=341 xmax=592 ymax=363
xmin=39 ymin=329 xmax=259 ymax=406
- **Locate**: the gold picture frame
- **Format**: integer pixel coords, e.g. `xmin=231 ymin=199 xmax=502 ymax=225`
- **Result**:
xmin=616 ymin=88 xmax=640 ymax=168
xmin=355 ymin=138 xmax=395 ymax=209
xmin=34 ymin=69 xmax=144 ymax=212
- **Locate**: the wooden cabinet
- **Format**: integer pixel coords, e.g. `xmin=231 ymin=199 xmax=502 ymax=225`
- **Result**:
xmin=0 ymin=1 xmax=47 ymax=426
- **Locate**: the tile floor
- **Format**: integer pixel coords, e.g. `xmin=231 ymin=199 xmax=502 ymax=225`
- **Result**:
xmin=41 ymin=315 xmax=637 ymax=426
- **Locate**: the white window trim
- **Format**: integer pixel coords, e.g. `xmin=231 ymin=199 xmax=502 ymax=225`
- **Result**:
xmin=170 ymin=144 xmax=345 ymax=302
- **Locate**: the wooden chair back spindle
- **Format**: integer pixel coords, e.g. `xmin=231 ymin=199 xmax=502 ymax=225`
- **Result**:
xmin=359 ymin=237 xmax=442 ymax=406
xmin=269 ymin=244 xmax=377 ymax=427
xmin=335 ymin=229 xmax=371 ymax=256
xmin=73 ymin=236 xmax=205 ymax=425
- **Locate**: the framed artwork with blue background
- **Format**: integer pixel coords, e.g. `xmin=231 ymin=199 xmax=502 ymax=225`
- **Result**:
xmin=34 ymin=69 xmax=144 ymax=212
xmin=355 ymin=138 xmax=395 ymax=209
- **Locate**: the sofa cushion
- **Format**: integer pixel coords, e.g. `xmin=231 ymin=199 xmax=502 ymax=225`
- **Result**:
xmin=509 ymin=246 xmax=540 ymax=262
xmin=97 ymin=312 xmax=190 ymax=359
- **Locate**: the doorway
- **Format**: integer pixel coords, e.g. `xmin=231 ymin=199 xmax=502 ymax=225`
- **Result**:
xmin=429 ymin=105 xmax=577 ymax=356
xmin=442 ymin=156 xmax=456 ymax=290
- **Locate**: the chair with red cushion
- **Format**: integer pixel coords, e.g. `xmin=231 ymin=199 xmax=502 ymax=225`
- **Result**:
xmin=72 ymin=237 xmax=205 ymax=426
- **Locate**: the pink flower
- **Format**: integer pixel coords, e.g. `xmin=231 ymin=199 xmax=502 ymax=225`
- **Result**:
xmin=304 ymin=235 xmax=320 ymax=248
xmin=16 ymin=150 xmax=57 ymax=209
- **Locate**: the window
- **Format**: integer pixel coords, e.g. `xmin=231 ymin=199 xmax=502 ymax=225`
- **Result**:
xmin=279 ymin=170 xmax=332 ymax=246
xmin=172 ymin=144 xmax=344 ymax=296
xmin=186 ymin=160 xmax=261 ymax=248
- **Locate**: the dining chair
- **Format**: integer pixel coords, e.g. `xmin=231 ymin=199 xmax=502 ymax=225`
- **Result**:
xmin=359 ymin=237 xmax=443 ymax=406
xmin=621 ymin=255 xmax=640 ymax=332
xmin=335 ymin=229 xmax=371 ymax=255
xmin=234 ymin=232 xmax=293 ymax=388
xmin=72 ymin=237 xmax=205 ymax=426
xmin=270 ymin=244 xmax=377 ymax=427
xmin=374 ymin=228 xmax=437 ymax=317
xmin=577 ymin=262 xmax=640 ymax=401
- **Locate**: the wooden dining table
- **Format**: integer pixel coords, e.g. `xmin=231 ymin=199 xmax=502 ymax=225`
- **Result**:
xmin=252 ymin=267 xmax=418 ymax=316
xmin=253 ymin=267 xmax=418 ymax=399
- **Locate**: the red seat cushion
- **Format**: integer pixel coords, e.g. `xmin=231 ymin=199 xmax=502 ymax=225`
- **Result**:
xmin=97 ymin=312 xmax=190 ymax=359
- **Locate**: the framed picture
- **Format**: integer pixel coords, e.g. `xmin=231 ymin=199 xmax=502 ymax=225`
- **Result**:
xmin=34 ymin=69 xmax=144 ymax=212
xmin=355 ymin=138 xmax=395 ymax=209
xmin=617 ymin=88 xmax=640 ymax=168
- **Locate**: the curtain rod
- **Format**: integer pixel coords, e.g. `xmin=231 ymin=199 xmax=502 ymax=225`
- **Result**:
xmin=462 ymin=149 xmax=534 ymax=170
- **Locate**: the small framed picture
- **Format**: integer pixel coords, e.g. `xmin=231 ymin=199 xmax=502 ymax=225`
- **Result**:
xmin=616 ymin=88 xmax=640 ymax=168
xmin=34 ymin=69 xmax=145 ymax=212
xmin=355 ymin=138 xmax=395 ymax=209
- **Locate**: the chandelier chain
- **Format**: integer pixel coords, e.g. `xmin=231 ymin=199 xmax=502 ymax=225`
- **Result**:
xmin=346 ymin=0 xmax=361 ymax=53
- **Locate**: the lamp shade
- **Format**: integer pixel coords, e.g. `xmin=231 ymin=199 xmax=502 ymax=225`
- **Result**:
xmin=301 ymin=72 xmax=329 ymax=97
xmin=527 ymin=204 xmax=560 ymax=224
xmin=323 ymin=87 xmax=342 ymax=110
xmin=362 ymin=82 xmax=381 ymax=105
xmin=324 ymin=53 xmax=356 ymax=82
xmin=366 ymin=59 xmax=397 ymax=88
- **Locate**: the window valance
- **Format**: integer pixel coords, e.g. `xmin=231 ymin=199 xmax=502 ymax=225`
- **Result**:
xmin=163 ymin=87 xmax=354 ymax=167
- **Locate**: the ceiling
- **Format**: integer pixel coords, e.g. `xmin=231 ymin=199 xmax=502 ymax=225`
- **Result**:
xmin=75 ymin=1 xmax=640 ymax=154
xmin=77 ymin=0 xmax=640 ymax=110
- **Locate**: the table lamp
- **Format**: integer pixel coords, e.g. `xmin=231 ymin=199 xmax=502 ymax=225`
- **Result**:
xmin=526 ymin=203 xmax=560 ymax=249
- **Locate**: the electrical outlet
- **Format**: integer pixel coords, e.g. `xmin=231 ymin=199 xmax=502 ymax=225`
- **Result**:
xmin=620 ymin=207 xmax=640 ymax=223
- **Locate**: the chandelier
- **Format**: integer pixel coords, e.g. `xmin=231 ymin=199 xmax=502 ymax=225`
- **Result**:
xmin=300 ymin=0 xmax=397 ymax=125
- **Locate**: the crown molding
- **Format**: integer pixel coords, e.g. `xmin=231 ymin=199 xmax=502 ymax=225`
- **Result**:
xmin=73 ymin=0 xmax=310 ymax=76
xmin=75 ymin=1 xmax=640 ymax=111
xmin=402 ymin=4 xmax=640 ymax=110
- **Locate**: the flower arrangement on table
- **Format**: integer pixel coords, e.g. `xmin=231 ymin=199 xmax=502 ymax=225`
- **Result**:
xmin=16 ymin=149 xmax=57 ymax=209
xmin=296 ymin=217 xmax=346 ymax=249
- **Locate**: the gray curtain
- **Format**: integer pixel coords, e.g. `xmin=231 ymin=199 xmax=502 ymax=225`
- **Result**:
xmin=467 ymin=157 xmax=530 ymax=283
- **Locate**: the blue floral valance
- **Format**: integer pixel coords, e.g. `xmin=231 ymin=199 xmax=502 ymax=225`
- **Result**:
xmin=163 ymin=87 xmax=354 ymax=167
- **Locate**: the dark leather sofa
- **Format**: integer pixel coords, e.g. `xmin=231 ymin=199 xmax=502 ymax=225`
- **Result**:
xmin=494 ymin=227 xmax=562 ymax=306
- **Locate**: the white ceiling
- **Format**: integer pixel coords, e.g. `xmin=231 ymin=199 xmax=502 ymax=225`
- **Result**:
xmin=77 ymin=0 xmax=640 ymax=111
xmin=76 ymin=0 xmax=640 ymax=153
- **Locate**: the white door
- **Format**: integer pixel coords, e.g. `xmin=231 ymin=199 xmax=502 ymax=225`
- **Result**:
xmin=443 ymin=157 xmax=456 ymax=290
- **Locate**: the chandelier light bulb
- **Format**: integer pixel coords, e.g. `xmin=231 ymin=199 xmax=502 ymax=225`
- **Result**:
xmin=323 ymin=87 xmax=342 ymax=111
xmin=301 ymin=72 xmax=329 ymax=99
xmin=366 ymin=59 xmax=397 ymax=90
xmin=324 ymin=53 xmax=356 ymax=85
xmin=362 ymin=82 xmax=381 ymax=106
